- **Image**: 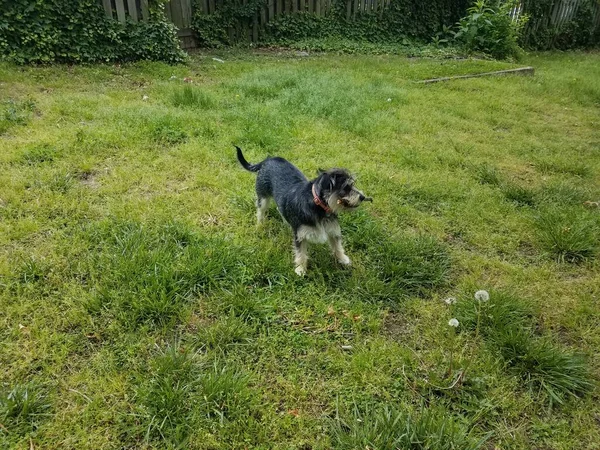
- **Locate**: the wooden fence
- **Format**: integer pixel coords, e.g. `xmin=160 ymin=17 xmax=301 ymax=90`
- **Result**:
xmin=101 ymin=0 xmax=196 ymax=47
xmin=100 ymin=0 xmax=393 ymax=46
xmin=510 ymin=0 xmax=600 ymax=45
xmin=101 ymin=0 xmax=149 ymax=23
xmin=101 ymin=0 xmax=600 ymax=48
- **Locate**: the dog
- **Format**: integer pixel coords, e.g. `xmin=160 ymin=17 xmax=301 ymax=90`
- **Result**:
xmin=236 ymin=146 xmax=372 ymax=276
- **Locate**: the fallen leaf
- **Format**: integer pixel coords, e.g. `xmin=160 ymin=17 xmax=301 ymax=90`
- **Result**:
xmin=327 ymin=305 xmax=335 ymax=316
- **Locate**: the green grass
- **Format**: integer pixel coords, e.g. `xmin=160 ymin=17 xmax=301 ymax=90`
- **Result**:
xmin=1 ymin=50 xmax=600 ymax=449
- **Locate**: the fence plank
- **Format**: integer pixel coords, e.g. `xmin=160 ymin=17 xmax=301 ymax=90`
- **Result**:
xmin=353 ymin=0 xmax=358 ymax=18
xmin=269 ymin=0 xmax=274 ymax=20
xmin=346 ymin=0 xmax=351 ymax=20
xmin=253 ymin=12 xmax=259 ymax=41
xmin=209 ymin=0 xmax=215 ymax=14
xmin=316 ymin=0 xmax=321 ymax=15
xmin=372 ymin=0 xmax=378 ymax=13
xmin=182 ymin=0 xmax=193 ymax=27
xmin=172 ymin=0 xmax=184 ymax=28
xmin=127 ymin=0 xmax=138 ymax=21
xmin=115 ymin=0 xmax=126 ymax=23
xmin=102 ymin=0 xmax=112 ymax=18
xmin=141 ymin=0 xmax=149 ymax=20
xmin=293 ymin=0 xmax=298 ymax=13
xmin=308 ymin=0 xmax=313 ymax=13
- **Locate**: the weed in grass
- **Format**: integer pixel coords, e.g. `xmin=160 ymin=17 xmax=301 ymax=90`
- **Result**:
xmin=539 ymin=181 xmax=591 ymax=206
xmin=137 ymin=346 xmax=198 ymax=445
xmin=342 ymin=212 xmax=451 ymax=300
xmin=85 ymin=221 xmax=244 ymax=328
xmin=15 ymin=257 xmax=49 ymax=285
xmin=0 ymin=383 xmax=51 ymax=438
xmin=369 ymin=235 xmax=451 ymax=298
xmin=170 ymin=85 xmax=215 ymax=109
xmin=453 ymin=290 xmax=535 ymax=338
xmin=493 ymin=329 xmax=593 ymax=406
xmin=1 ymin=98 xmax=36 ymax=134
xmin=535 ymin=207 xmax=599 ymax=263
xmin=195 ymin=315 xmax=254 ymax=351
xmin=47 ymin=172 xmax=75 ymax=193
xmin=150 ymin=117 xmax=188 ymax=145
xmin=330 ymin=404 xmax=487 ymax=450
xmin=19 ymin=143 xmax=58 ymax=165
xmin=535 ymin=159 xmax=591 ymax=178
xmin=233 ymin=68 xmax=299 ymax=100
xmin=501 ymin=181 xmax=537 ymax=207
xmin=198 ymin=363 xmax=255 ymax=421
xmin=475 ymin=164 xmax=501 ymax=186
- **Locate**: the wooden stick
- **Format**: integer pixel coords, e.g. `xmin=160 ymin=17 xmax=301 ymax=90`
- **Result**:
xmin=417 ymin=67 xmax=535 ymax=84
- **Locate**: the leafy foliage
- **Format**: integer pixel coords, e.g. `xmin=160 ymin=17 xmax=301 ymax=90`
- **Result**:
xmin=0 ymin=0 xmax=186 ymax=64
xmin=521 ymin=0 xmax=600 ymax=50
xmin=192 ymin=0 xmax=470 ymax=47
xmin=454 ymin=0 xmax=528 ymax=59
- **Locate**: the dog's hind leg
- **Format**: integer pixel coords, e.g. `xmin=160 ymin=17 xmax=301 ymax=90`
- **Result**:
xmin=256 ymin=197 xmax=270 ymax=225
xmin=293 ymin=234 xmax=309 ymax=276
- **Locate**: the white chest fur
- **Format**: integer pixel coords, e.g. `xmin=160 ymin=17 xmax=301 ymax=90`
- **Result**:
xmin=297 ymin=220 xmax=341 ymax=244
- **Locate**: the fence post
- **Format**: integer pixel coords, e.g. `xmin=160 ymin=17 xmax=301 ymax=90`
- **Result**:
xmin=141 ymin=0 xmax=149 ymax=20
xmin=102 ymin=0 xmax=112 ymax=18
xmin=115 ymin=0 xmax=126 ymax=22
xmin=127 ymin=0 xmax=138 ymax=22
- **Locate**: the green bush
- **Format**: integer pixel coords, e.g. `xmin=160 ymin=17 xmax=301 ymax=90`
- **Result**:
xmin=454 ymin=0 xmax=528 ymax=59
xmin=0 ymin=0 xmax=186 ymax=64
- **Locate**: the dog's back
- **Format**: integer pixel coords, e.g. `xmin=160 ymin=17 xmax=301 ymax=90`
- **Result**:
xmin=236 ymin=146 xmax=308 ymax=197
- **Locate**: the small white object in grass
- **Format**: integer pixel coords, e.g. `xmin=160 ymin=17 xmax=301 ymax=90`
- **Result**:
xmin=448 ymin=318 xmax=459 ymax=327
xmin=142 ymin=95 xmax=149 ymax=101
xmin=387 ymin=98 xmax=392 ymax=102
xmin=170 ymin=75 xmax=177 ymax=79
xmin=212 ymin=57 xmax=225 ymax=63
xmin=474 ymin=290 xmax=490 ymax=302
xmin=341 ymin=345 xmax=353 ymax=351
xmin=444 ymin=297 xmax=456 ymax=305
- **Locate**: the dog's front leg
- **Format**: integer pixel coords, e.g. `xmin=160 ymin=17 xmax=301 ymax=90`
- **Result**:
xmin=328 ymin=234 xmax=351 ymax=266
xmin=293 ymin=234 xmax=308 ymax=276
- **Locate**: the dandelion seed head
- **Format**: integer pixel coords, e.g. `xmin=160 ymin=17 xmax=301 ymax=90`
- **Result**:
xmin=444 ymin=297 xmax=457 ymax=305
xmin=474 ymin=290 xmax=490 ymax=302
xmin=448 ymin=318 xmax=459 ymax=327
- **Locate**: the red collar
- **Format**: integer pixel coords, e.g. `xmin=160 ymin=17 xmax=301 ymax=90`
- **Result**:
xmin=312 ymin=184 xmax=332 ymax=214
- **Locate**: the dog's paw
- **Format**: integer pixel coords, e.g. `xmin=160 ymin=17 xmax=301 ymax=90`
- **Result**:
xmin=337 ymin=255 xmax=352 ymax=266
xmin=295 ymin=265 xmax=307 ymax=276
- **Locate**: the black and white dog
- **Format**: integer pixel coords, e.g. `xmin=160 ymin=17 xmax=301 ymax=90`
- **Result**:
xmin=236 ymin=146 xmax=372 ymax=276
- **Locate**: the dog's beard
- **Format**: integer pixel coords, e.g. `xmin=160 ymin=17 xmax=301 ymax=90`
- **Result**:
xmin=327 ymin=191 xmax=363 ymax=212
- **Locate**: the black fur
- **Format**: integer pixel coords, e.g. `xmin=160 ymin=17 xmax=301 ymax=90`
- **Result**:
xmin=236 ymin=146 xmax=370 ymax=274
xmin=237 ymin=147 xmax=352 ymax=229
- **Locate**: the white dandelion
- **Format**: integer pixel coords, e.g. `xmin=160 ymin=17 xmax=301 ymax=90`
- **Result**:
xmin=474 ymin=290 xmax=490 ymax=302
xmin=448 ymin=318 xmax=459 ymax=327
xmin=444 ymin=297 xmax=457 ymax=305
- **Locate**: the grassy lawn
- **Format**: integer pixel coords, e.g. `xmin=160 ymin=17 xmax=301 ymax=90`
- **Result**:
xmin=1 ymin=50 xmax=599 ymax=449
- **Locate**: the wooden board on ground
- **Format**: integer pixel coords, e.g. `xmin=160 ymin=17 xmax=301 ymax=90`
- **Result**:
xmin=417 ymin=67 xmax=535 ymax=84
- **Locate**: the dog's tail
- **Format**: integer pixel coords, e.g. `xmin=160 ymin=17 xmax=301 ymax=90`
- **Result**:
xmin=236 ymin=146 xmax=262 ymax=173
